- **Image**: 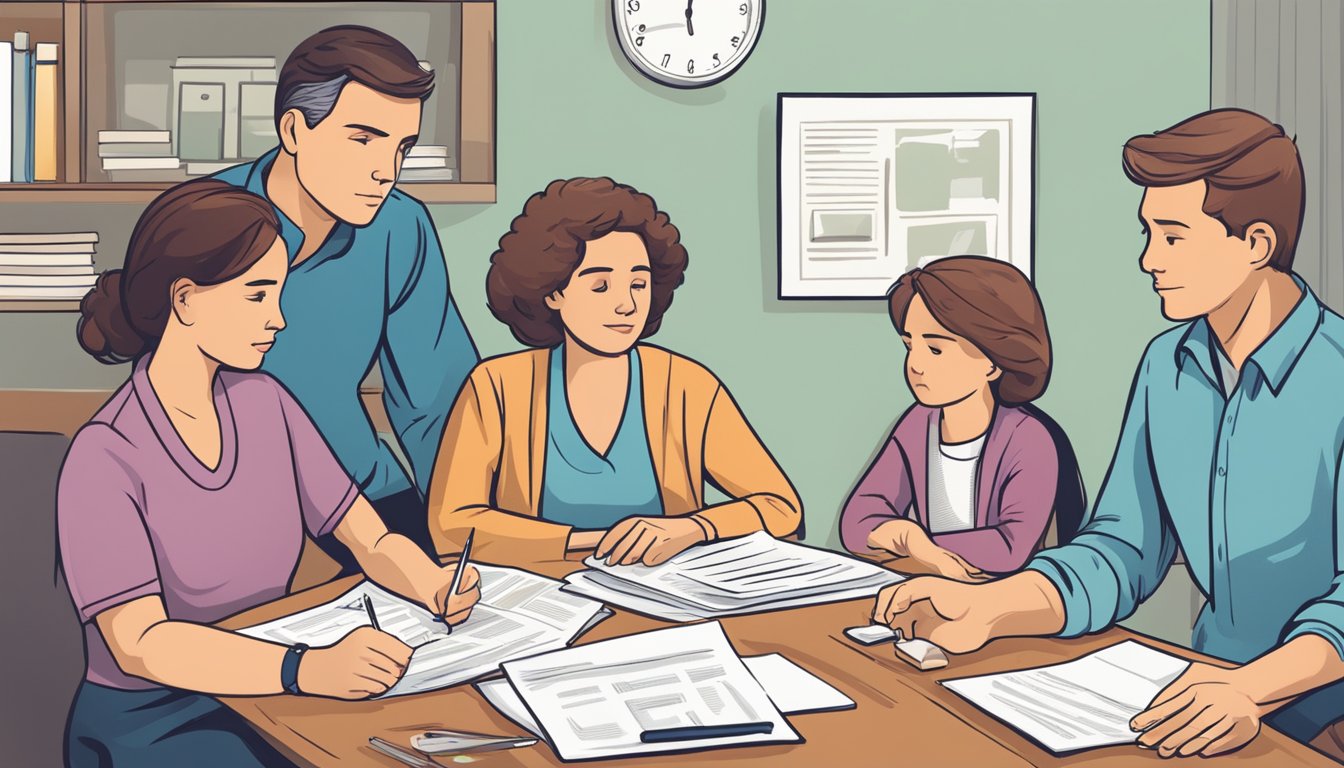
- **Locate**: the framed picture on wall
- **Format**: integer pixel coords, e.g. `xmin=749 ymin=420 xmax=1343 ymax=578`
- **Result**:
xmin=777 ymin=92 xmax=1036 ymax=299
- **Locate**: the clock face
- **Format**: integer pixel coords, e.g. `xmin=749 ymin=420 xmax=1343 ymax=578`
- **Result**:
xmin=613 ymin=0 xmax=765 ymax=88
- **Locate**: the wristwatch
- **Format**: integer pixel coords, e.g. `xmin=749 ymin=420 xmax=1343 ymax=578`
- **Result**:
xmin=281 ymin=643 xmax=309 ymax=695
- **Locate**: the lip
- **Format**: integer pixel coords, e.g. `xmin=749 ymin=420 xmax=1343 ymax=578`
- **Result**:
xmin=605 ymin=324 xmax=636 ymax=335
xmin=252 ymin=341 xmax=274 ymax=352
xmin=1154 ymin=285 xmax=1182 ymax=292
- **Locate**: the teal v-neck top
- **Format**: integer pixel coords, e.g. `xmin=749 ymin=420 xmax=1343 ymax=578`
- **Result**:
xmin=541 ymin=346 xmax=663 ymax=530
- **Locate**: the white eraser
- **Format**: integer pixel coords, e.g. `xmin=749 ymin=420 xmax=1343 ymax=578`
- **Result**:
xmin=895 ymin=638 xmax=948 ymax=671
xmin=844 ymin=625 xmax=900 ymax=646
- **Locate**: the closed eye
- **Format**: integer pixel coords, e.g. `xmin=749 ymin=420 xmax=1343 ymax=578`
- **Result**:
xmin=929 ymin=346 xmax=943 ymax=356
xmin=352 ymin=136 xmax=371 ymax=145
xmin=592 ymin=281 xmax=608 ymax=293
xmin=1166 ymin=235 xmax=1181 ymax=246
xmin=246 ymin=292 xmax=266 ymax=303
xmin=632 ymin=280 xmax=648 ymax=291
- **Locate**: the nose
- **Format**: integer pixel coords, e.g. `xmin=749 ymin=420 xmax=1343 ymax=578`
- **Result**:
xmin=268 ymin=307 xmax=286 ymax=333
xmin=615 ymin=286 xmax=638 ymax=317
xmin=372 ymin=151 xmax=397 ymax=185
xmin=1140 ymin=241 xmax=1163 ymax=276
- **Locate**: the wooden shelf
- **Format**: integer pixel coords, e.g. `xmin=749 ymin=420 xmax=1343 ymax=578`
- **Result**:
xmin=0 ymin=182 xmax=496 ymax=205
xmin=0 ymin=300 xmax=83 ymax=312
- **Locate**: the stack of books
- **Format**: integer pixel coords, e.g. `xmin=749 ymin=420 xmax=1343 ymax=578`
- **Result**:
xmin=98 ymin=130 xmax=184 ymax=182
xmin=3 ymin=32 xmax=61 ymax=183
xmin=0 ymin=232 xmax=99 ymax=301
xmin=399 ymin=145 xmax=455 ymax=182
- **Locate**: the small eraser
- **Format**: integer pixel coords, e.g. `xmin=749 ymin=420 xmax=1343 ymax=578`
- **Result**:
xmin=894 ymin=638 xmax=948 ymax=671
xmin=844 ymin=625 xmax=900 ymax=646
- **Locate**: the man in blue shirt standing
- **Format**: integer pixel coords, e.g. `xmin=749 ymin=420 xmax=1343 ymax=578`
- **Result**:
xmin=875 ymin=108 xmax=1344 ymax=760
xmin=214 ymin=26 xmax=478 ymax=571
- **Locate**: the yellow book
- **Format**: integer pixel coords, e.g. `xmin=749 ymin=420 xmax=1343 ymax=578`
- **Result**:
xmin=33 ymin=43 xmax=58 ymax=182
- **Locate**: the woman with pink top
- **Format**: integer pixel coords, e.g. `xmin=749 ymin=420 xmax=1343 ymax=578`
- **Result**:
xmin=839 ymin=256 xmax=1084 ymax=580
xmin=57 ymin=180 xmax=480 ymax=767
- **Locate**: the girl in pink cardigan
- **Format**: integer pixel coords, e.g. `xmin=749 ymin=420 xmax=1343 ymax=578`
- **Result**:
xmin=840 ymin=256 xmax=1078 ymax=580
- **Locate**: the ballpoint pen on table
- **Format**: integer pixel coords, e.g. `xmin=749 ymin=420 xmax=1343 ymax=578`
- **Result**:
xmin=368 ymin=737 xmax=436 ymax=768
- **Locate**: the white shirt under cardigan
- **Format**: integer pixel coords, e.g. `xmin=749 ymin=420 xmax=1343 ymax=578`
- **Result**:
xmin=926 ymin=427 xmax=988 ymax=534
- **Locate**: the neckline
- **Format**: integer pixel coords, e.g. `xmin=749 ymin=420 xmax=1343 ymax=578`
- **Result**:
xmin=550 ymin=345 xmax=640 ymax=461
xmin=133 ymin=355 xmax=239 ymax=490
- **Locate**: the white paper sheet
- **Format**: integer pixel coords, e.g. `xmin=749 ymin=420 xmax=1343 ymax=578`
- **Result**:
xmin=239 ymin=565 xmax=608 ymax=697
xmin=563 ymin=532 xmax=902 ymax=621
xmin=478 ymin=651 xmax=853 ymax=737
xmin=941 ymin=641 xmax=1191 ymax=753
xmin=497 ymin=622 xmax=799 ymax=761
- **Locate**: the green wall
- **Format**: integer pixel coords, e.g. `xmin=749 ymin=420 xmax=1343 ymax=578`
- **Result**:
xmin=0 ymin=1 xmax=1210 ymax=634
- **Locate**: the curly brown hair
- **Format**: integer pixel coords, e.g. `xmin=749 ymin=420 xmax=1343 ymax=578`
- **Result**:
xmin=487 ymin=177 xmax=689 ymax=347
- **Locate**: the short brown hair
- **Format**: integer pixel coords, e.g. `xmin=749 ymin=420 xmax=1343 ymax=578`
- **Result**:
xmin=78 ymin=180 xmax=280 ymax=364
xmin=276 ymin=26 xmax=434 ymax=128
xmin=888 ymin=256 xmax=1052 ymax=405
xmin=487 ymin=178 xmax=689 ymax=347
xmin=1122 ymin=108 xmax=1305 ymax=271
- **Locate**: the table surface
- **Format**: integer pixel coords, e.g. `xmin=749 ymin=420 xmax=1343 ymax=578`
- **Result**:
xmin=218 ymin=556 xmax=1337 ymax=768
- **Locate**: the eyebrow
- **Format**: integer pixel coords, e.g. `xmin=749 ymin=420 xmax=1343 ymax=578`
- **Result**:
xmin=1153 ymin=219 xmax=1190 ymax=229
xmin=577 ymin=267 xmax=613 ymax=277
xmin=245 ymin=279 xmax=278 ymax=287
xmin=633 ymin=265 xmax=652 ymax=273
xmin=345 ymin=123 xmax=390 ymax=138
xmin=922 ymin=333 xmax=957 ymax=342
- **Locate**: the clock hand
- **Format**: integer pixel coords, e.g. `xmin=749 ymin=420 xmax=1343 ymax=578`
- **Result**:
xmin=685 ymin=0 xmax=694 ymax=36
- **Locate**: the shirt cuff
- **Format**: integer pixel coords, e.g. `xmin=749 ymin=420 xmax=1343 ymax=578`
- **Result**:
xmin=1285 ymin=619 xmax=1344 ymax=662
xmin=315 ymin=481 xmax=361 ymax=538
xmin=1024 ymin=552 xmax=1098 ymax=638
xmin=691 ymin=501 xmax=764 ymax=540
xmin=78 ymin=578 xmax=163 ymax=624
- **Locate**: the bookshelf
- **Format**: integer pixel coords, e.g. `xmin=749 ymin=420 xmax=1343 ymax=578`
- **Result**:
xmin=0 ymin=0 xmax=496 ymax=205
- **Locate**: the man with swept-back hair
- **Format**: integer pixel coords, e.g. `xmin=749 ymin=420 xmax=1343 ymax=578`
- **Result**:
xmin=874 ymin=108 xmax=1344 ymax=759
xmin=212 ymin=26 xmax=478 ymax=573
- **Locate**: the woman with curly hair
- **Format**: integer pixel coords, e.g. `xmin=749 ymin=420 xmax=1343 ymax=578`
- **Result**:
xmin=428 ymin=177 xmax=801 ymax=567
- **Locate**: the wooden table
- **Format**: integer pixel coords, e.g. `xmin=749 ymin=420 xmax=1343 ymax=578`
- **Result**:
xmin=219 ymin=558 xmax=1337 ymax=767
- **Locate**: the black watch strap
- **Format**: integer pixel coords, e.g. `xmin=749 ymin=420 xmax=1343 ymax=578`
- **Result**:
xmin=281 ymin=643 xmax=309 ymax=695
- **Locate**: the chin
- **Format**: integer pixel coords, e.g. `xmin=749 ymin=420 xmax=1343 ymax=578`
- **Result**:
xmin=221 ymin=351 xmax=266 ymax=371
xmin=1158 ymin=297 xmax=1205 ymax=323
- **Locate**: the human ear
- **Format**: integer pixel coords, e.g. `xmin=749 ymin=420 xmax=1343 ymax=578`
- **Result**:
xmin=544 ymin=290 xmax=565 ymax=312
xmin=278 ymin=110 xmax=302 ymax=155
xmin=169 ymin=279 xmax=197 ymax=327
xmin=987 ymin=361 xmax=1003 ymax=382
xmin=1245 ymin=221 xmax=1278 ymax=269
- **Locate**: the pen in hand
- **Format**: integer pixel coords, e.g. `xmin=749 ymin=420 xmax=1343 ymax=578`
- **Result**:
xmin=438 ymin=528 xmax=476 ymax=634
xmin=363 ymin=594 xmax=381 ymax=632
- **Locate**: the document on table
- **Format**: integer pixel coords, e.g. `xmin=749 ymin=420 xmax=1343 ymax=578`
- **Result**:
xmin=941 ymin=641 xmax=1191 ymax=753
xmin=478 ymin=651 xmax=853 ymax=737
xmin=497 ymin=622 xmax=800 ymax=761
xmin=239 ymin=565 xmax=610 ymax=697
xmin=562 ymin=531 xmax=903 ymax=621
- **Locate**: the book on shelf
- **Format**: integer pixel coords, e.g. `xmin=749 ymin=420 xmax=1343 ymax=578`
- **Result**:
xmin=11 ymin=32 xmax=32 ymax=183
xmin=0 ymin=232 xmax=98 ymax=246
xmin=0 ymin=264 xmax=94 ymax=276
xmin=99 ymin=143 xmax=174 ymax=158
xmin=102 ymin=157 xmax=182 ymax=171
xmin=33 ymin=43 xmax=57 ymax=181
xmin=407 ymin=145 xmax=450 ymax=158
xmin=0 ymin=274 xmax=99 ymax=287
xmin=98 ymin=130 xmax=172 ymax=144
xmin=0 ymin=254 xmax=94 ymax=267
xmin=106 ymin=168 xmax=189 ymax=183
xmin=0 ymin=285 xmax=96 ymax=300
xmin=398 ymin=168 xmax=456 ymax=183
xmin=186 ymin=161 xmax=239 ymax=177
xmin=171 ymin=57 xmax=276 ymax=161
xmin=0 ymin=39 xmax=11 ymax=182
xmin=401 ymin=156 xmax=450 ymax=170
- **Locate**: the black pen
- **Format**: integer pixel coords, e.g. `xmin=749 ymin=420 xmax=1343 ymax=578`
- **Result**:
xmin=363 ymin=594 xmax=381 ymax=631
xmin=640 ymin=721 xmax=774 ymax=743
xmin=439 ymin=528 xmax=475 ymax=634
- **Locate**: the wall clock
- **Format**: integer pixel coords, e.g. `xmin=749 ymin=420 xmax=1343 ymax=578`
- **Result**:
xmin=613 ymin=0 xmax=765 ymax=89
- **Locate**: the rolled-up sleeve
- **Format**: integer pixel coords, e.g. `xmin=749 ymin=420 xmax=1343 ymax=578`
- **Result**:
xmin=1282 ymin=446 xmax=1344 ymax=659
xmin=380 ymin=202 xmax=479 ymax=497
xmin=275 ymin=380 xmax=360 ymax=538
xmin=1025 ymin=350 xmax=1178 ymax=637
xmin=57 ymin=426 xmax=162 ymax=623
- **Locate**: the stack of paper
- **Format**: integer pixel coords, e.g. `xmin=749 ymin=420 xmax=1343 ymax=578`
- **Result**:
xmin=239 ymin=565 xmax=611 ymax=698
xmin=98 ymin=130 xmax=184 ymax=182
xmin=941 ymin=640 xmax=1191 ymax=753
xmin=495 ymin=622 xmax=802 ymax=761
xmin=562 ymin=531 xmax=903 ymax=621
xmin=0 ymin=232 xmax=98 ymax=300
xmin=399 ymin=145 xmax=454 ymax=182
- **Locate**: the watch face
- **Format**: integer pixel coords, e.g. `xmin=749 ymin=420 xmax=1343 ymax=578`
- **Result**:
xmin=614 ymin=0 xmax=765 ymax=88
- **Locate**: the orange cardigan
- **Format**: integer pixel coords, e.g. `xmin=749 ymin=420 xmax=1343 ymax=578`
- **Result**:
xmin=427 ymin=345 xmax=802 ymax=564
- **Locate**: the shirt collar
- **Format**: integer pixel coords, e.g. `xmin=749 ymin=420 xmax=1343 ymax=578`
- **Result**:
xmin=242 ymin=147 xmax=354 ymax=268
xmin=1176 ymin=274 xmax=1322 ymax=396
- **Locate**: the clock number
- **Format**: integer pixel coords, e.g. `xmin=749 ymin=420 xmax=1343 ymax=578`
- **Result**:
xmin=731 ymin=35 xmax=742 ymax=48
xmin=687 ymin=59 xmax=695 ymax=74
xmin=661 ymin=53 xmax=671 ymax=68
xmin=712 ymin=53 xmax=721 ymax=68
xmin=626 ymin=0 xmax=640 ymax=12
xmin=739 ymin=2 xmax=749 ymax=14
xmin=635 ymin=36 xmax=644 ymax=47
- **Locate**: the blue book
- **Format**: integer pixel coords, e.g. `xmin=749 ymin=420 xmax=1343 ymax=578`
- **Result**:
xmin=11 ymin=32 xmax=33 ymax=183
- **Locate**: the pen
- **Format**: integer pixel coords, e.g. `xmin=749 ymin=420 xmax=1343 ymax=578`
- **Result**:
xmin=363 ymin=594 xmax=381 ymax=632
xmin=639 ymin=721 xmax=774 ymax=743
xmin=368 ymin=737 xmax=436 ymax=768
xmin=440 ymin=528 xmax=475 ymax=634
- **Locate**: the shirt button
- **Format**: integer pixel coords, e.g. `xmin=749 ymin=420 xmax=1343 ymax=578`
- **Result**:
xmin=1217 ymin=467 xmax=1227 ymax=477
xmin=1226 ymin=414 xmax=1233 ymax=425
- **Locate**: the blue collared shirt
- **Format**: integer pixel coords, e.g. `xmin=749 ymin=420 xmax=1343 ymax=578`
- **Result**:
xmin=1028 ymin=277 xmax=1344 ymax=668
xmin=212 ymin=149 xmax=478 ymax=500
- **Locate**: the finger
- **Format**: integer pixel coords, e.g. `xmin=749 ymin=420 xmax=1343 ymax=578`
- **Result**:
xmin=346 ymin=688 xmax=380 ymax=699
xmin=1133 ymin=687 xmax=1196 ymax=732
xmin=443 ymin=605 xmax=475 ymax=625
xmin=366 ymin=633 xmax=414 ymax=668
xmin=630 ymin=531 xmax=664 ymax=566
xmin=1200 ymin=720 xmax=1259 ymax=757
xmin=872 ymin=585 xmax=898 ymax=624
xmin=1145 ymin=673 xmax=1197 ymax=713
xmin=607 ymin=525 xmax=651 ymax=566
xmin=596 ymin=520 xmax=636 ymax=558
xmin=356 ymin=665 xmax=400 ymax=689
xmin=353 ymin=672 xmax=391 ymax=693
xmin=1155 ymin=707 xmax=1224 ymax=757
xmin=457 ymin=565 xmax=481 ymax=593
xmin=948 ymin=552 xmax=983 ymax=574
xmin=445 ymin=585 xmax=482 ymax=617
xmin=617 ymin=530 xmax=657 ymax=566
xmin=1176 ymin=717 xmax=1235 ymax=757
xmin=880 ymin=579 xmax=937 ymax=624
xmin=599 ymin=521 xmax=642 ymax=563
xmin=645 ymin=541 xmax=682 ymax=566
xmin=1135 ymin=698 xmax=1205 ymax=749
xmin=359 ymin=654 xmax=400 ymax=677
